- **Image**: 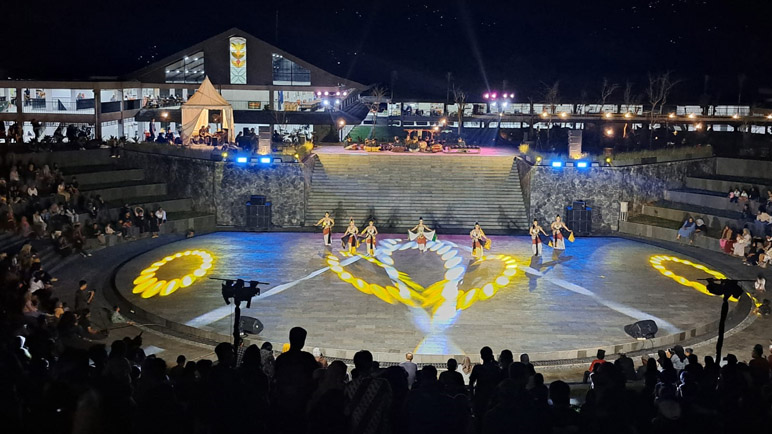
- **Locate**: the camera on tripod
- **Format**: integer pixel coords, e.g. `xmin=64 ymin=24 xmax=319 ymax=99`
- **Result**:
xmin=221 ymin=279 xmax=265 ymax=308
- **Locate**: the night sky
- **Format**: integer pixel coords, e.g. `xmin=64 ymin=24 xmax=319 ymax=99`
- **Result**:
xmin=4 ymin=0 xmax=771 ymax=102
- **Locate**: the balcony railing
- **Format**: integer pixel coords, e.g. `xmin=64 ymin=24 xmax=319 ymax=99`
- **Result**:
xmin=22 ymin=98 xmax=95 ymax=114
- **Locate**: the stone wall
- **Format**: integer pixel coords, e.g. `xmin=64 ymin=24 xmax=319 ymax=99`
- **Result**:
xmin=119 ymin=149 xmax=307 ymax=227
xmin=215 ymin=163 xmax=306 ymax=227
xmin=529 ymin=158 xmax=715 ymax=233
xmin=120 ymin=149 xmax=217 ymax=214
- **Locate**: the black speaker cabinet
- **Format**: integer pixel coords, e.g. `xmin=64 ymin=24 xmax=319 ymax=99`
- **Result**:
xmin=246 ymin=202 xmax=272 ymax=228
xmin=239 ymin=316 xmax=264 ymax=335
xmin=565 ymin=205 xmax=592 ymax=235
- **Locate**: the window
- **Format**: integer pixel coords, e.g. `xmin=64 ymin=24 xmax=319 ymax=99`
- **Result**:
xmin=165 ymin=52 xmax=205 ymax=84
xmin=272 ymin=53 xmax=310 ymax=85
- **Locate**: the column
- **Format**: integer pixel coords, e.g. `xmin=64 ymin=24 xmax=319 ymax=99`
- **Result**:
xmin=94 ymin=88 xmax=102 ymax=139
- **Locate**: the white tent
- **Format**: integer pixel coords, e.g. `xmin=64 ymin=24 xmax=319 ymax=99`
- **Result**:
xmin=181 ymin=77 xmax=235 ymax=145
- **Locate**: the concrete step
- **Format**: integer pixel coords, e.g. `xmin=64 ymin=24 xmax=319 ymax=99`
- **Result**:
xmin=80 ymin=181 xmax=168 ymax=202
xmin=664 ymin=188 xmax=756 ymax=212
xmin=716 ymin=158 xmax=772 ymax=181
xmin=685 ymin=175 xmax=772 ymax=196
xmin=617 ymin=220 xmax=720 ymax=250
xmin=67 ymin=168 xmax=145 ymax=188
xmin=3 ymin=149 xmax=114 ymax=169
xmin=640 ymin=204 xmax=740 ymax=234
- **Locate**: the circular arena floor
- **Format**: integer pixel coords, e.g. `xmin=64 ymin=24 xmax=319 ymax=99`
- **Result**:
xmin=114 ymin=232 xmax=740 ymax=363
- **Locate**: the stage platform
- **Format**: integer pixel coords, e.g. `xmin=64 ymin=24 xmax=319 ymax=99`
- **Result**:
xmin=314 ymin=145 xmax=517 ymax=157
xmin=114 ymin=232 xmax=749 ymax=363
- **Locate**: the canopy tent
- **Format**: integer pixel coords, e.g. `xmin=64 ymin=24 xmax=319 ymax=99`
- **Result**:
xmin=181 ymin=77 xmax=235 ymax=145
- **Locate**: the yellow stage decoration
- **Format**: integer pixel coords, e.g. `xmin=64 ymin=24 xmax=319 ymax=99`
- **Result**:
xmin=649 ymin=255 xmax=737 ymax=301
xmin=132 ymin=250 xmax=214 ymax=299
xmin=326 ymin=239 xmax=518 ymax=315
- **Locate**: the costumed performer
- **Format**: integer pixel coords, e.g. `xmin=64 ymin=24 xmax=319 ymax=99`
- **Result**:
xmin=550 ymin=215 xmax=573 ymax=250
xmin=530 ymin=219 xmax=549 ymax=256
xmin=408 ymin=217 xmax=436 ymax=253
xmin=470 ymin=222 xmax=490 ymax=259
xmin=361 ymin=220 xmax=378 ymax=256
xmin=315 ymin=212 xmax=335 ymax=246
xmin=341 ymin=219 xmax=359 ymax=254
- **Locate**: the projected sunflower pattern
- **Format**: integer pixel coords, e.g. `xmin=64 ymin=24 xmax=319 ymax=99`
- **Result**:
xmin=132 ymin=250 xmax=214 ymax=299
xmin=326 ymin=238 xmax=518 ymax=315
xmin=649 ymin=255 xmax=736 ymax=301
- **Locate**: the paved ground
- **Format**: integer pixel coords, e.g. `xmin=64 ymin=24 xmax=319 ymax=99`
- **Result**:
xmin=113 ymin=232 xmax=741 ymax=362
xmin=49 ymin=231 xmax=772 ymax=380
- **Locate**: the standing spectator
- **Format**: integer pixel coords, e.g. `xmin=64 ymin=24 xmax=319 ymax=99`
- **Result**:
xmin=272 ymin=327 xmax=318 ymax=434
xmin=614 ymin=353 xmax=637 ymax=381
xmin=438 ymin=358 xmax=465 ymax=395
xmin=344 ymin=350 xmax=392 ymax=434
xmin=400 ymin=352 xmax=418 ymax=389
xmin=403 ymin=365 xmax=460 ymax=434
xmin=748 ymin=344 xmax=770 ymax=386
xmin=460 ymin=355 xmax=473 ymax=385
xmin=73 ymin=280 xmax=93 ymax=312
xmin=584 ymin=349 xmax=606 ymax=383
xmin=260 ymin=341 xmax=275 ymax=379
xmin=469 ymin=346 xmax=501 ymax=429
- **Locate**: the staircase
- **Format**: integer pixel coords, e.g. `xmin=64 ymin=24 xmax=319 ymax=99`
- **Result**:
xmin=0 ymin=150 xmax=215 ymax=261
xmin=619 ymin=157 xmax=772 ymax=248
xmin=304 ymin=153 xmax=529 ymax=232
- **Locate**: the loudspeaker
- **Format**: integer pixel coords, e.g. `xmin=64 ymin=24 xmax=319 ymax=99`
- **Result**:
xmin=246 ymin=203 xmax=272 ymax=228
xmin=624 ymin=320 xmax=658 ymax=339
xmin=565 ymin=205 xmax=592 ymax=235
xmin=239 ymin=316 xmax=264 ymax=335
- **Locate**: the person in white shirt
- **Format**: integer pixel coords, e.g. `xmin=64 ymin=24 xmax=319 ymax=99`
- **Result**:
xmin=27 ymin=185 xmax=38 ymax=197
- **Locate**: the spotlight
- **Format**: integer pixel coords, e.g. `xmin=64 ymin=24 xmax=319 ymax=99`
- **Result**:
xmin=483 ymin=93 xmax=490 ymax=99
xmin=551 ymin=161 xmax=563 ymax=168
xmin=605 ymin=128 xmax=614 ymax=137
xmin=236 ymin=157 xmax=248 ymax=163
xmin=604 ymin=113 xmax=612 ymax=118
xmin=624 ymin=112 xmax=632 ymax=119
xmin=688 ymin=113 xmax=696 ymax=119
xmin=259 ymin=157 xmax=271 ymax=164
xmin=336 ymin=91 xmax=341 ymax=96
xmin=731 ymin=114 xmax=740 ymax=119
xmin=576 ymin=161 xmax=588 ymax=168
xmin=491 ymin=102 xmax=497 ymax=107
xmin=316 ymin=91 xmax=322 ymax=96
xmin=343 ymin=91 xmax=348 ymax=96
xmin=221 ymin=152 xmax=228 ymax=159
xmin=559 ymin=112 xmax=568 ymax=119
xmin=491 ymin=92 xmax=497 ymax=99
xmin=668 ymin=113 xmax=676 ymax=119
xmin=535 ymin=156 xmax=542 ymax=164
xmin=605 ymin=157 xmax=612 ymax=164
xmin=324 ymin=91 xmax=329 ymax=96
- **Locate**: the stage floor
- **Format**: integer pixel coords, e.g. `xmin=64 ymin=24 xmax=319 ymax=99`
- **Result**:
xmin=115 ymin=232 xmax=733 ymax=361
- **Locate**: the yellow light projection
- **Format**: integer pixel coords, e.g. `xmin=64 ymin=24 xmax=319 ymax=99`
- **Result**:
xmin=326 ymin=239 xmax=517 ymax=316
xmin=649 ymin=255 xmax=736 ymax=301
xmin=132 ymin=250 xmax=214 ymax=299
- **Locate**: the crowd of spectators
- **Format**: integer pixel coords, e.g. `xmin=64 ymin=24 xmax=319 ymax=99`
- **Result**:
xmin=0 ymin=160 xmax=168 ymax=257
xmin=1 ymin=310 xmax=771 ymax=434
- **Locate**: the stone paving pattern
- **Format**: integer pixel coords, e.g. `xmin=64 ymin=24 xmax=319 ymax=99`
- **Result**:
xmin=115 ymin=232 xmax=731 ymax=358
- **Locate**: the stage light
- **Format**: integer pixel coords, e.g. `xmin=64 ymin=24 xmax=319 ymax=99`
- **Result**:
xmin=576 ymin=161 xmax=588 ymax=168
xmin=605 ymin=128 xmax=614 ymax=137
xmin=535 ymin=156 xmax=542 ymax=164
xmin=624 ymin=112 xmax=632 ymax=118
xmin=688 ymin=113 xmax=696 ymax=119
xmin=559 ymin=112 xmax=568 ymax=118
xmin=236 ymin=157 xmax=248 ymax=163
xmin=605 ymin=157 xmax=612 ymax=164
xmin=695 ymin=123 xmax=703 ymax=130
xmin=483 ymin=93 xmax=490 ymax=99
xmin=336 ymin=91 xmax=341 ymax=96
xmin=540 ymin=112 xmax=548 ymax=118
xmin=491 ymin=102 xmax=497 ymax=107
xmin=551 ymin=161 xmax=563 ymax=168
xmin=323 ymin=100 xmax=329 ymax=106
xmin=324 ymin=91 xmax=329 ymax=96
xmin=343 ymin=91 xmax=348 ymax=96
xmin=161 ymin=111 xmax=168 ymax=119
xmin=604 ymin=112 xmax=612 ymax=118
xmin=132 ymin=250 xmax=214 ymax=298
xmin=668 ymin=113 xmax=676 ymax=119
xmin=335 ymin=99 xmax=340 ymax=105
xmin=491 ymin=92 xmax=497 ymax=99
xmin=316 ymin=91 xmax=322 ymax=96
xmin=503 ymin=102 xmax=509 ymax=107
xmin=221 ymin=152 xmax=228 ymax=159
xmin=259 ymin=157 xmax=272 ymax=164
xmin=731 ymin=114 xmax=740 ymax=119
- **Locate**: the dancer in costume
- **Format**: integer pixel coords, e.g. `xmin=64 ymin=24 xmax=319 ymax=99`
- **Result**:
xmin=530 ymin=219 xmax=549 ymax=256
xmin=550 ymin=215 xmax=573 ymax=250
xmin=314 ymin=212 xmax=335 ymax=246
xmin=408 ymin=217 xmax=435 ymax=253
xmin=360 ymin=220 xmax=378 ymax=256
xmin=470 ymin=222 xmax=489 ymax=259
xmin=342 ymin=219 xmax=359 ymax=254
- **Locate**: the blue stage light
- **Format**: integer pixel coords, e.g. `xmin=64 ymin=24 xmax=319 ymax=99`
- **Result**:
xmin=551 ymin=161 xmax=563 ymax=168
xmin=259 ymin=157 xmax=272 ymax=164
xmin=236 ymin=157 xmax=248 ymax=163
xmin=576 ymin=161 xmax=588 ymax=168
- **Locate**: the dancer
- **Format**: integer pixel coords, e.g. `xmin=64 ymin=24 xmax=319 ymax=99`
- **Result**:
xmin=315 ymin=212 xmax=335 ymax=246
xmin=550 ymin=215 xmax=573 ymax=250
xmin=470 ymin=222 xmax=489 ymax=259
xmin=342 ymin=219 xmax=359 ymax=254
xmin=360 ymin=220 xmax=378 ymax=256
xmin=530 ymin=219 xmax=549 ymax=256
xmin=408 ymin=217 xmax=436 ymax=253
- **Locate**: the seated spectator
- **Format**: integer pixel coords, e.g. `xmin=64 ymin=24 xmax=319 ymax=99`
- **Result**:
xmin=733 ymin=229 xmax=751 ymax=257
xmin=745 ymin=241 xmax=763 ymax=266
xmin=720 ymin=226 xmax=735 ymax=254
xmin=26 ymin=183 xmax=38 ymax=198
xmin=110 ymin=306 xmax=134 ymax=325
xmin=740 ymin=189 xmax=749 ymax=202
xmin=694 ymin=218 xmax=707 ymax=235
xmin=742 ymin=203 xmax=754 ymax=220
xmin=667 ymin=345 xmax=689 ymax=371
xmin=583 ymin=349 xmax=606 ymax=383
xmin=614 ymin=352 xmax=637 ymax=381
xmin=676 ymin=217 xmax=696 ymax=244
xmin=18 ymin=216 xmax=32 ymax=238
xmin=749 ymin=186 xmax=760 ymax=201
xmin=754 ymin=274 xmax=766 ymax=294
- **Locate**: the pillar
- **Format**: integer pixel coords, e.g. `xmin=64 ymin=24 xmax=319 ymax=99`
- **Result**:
xmin=94 ymin=88 xmax=102 ymax=139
